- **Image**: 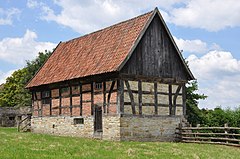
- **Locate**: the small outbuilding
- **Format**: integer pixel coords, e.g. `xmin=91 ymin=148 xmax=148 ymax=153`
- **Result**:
xmin=26 ymin=8 xmax=194 ymax=141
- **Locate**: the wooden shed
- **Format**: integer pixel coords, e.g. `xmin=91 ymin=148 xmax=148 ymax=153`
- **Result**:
xmin=26 ymin=7 xmax=194 ymax=141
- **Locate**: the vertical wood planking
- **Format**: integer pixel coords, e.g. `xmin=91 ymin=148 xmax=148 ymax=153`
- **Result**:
xmin=69 ymin=86 xmax=73 ymax=116
xmin=168 ymin=84 xmax=172 ymax=115
xmin=103 ymin=82 xmax=106 ymax=113
xmin=125 ymin=80 xmax=136 ymax=115
xmin=138 ymin=80 xmax=142 ymax=115
xmin=79 ymin=82 xmax=82 ymax=116
xmin=91 ymin=82 xmax=94 ymax=115
xmin=182 ymin=84 xmax=186 ymax=116
xmin=120 ymin=15 xmax=190 ymax=81
xmin=154 ymin=82 xmax=158 ymax=115
xmin=59 ymin=88 xmax=62 ymax=115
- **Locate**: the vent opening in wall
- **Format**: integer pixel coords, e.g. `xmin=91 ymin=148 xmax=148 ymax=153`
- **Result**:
xmin=74 ymin=118 xmax=84 ymax=125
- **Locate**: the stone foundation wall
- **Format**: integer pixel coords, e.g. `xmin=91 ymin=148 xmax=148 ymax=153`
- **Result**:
xmin=102 ymin=115 xmax=121 ymax=141
xmin=31 ymin=115 xmax=121 ymax=140
xmin=120 ymin=116 xmax=181 ymax=141
xmin=31 ymin=115 xmax=181 ymax=142
xmin=31 ymin=116 xmax=94 ymax=138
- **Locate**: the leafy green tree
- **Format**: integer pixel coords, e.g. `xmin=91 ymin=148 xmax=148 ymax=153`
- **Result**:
xmin=186 ymin=80 xmax=207 ymax=126
xmin=0 ymin=50 xmax=52 ymax=107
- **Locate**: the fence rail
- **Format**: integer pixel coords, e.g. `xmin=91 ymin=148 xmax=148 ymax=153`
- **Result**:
xmin=176 ymin=124 xmax=240 ymax=147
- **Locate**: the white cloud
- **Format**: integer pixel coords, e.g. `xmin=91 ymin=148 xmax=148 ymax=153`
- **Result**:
xmin=187 ymin=51 xmax=240 ymax=109
xmin=174 ymin=36 xmax=221 ymax=54
xmin=0 ymin=69 xmax=16 ymax=84
xmin=0 ymin=30 xmax=56 ymax=65
xmin=0 ymin=7 xmax=21 ymax=25
xmin=27 ymin=0 xmax=185 ymax=33
xmin=27 ymin=0 xmax=240 ymax=32
xmin=166 ymin=0 xmax=240 ymax=31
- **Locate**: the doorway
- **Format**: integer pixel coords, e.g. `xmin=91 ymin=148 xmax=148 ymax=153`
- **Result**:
xmin=94 ymin=105 xmax=102 ymax=132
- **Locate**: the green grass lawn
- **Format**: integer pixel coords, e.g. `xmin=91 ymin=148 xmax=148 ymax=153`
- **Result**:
xmin=0 ymin=127 xmax=239 ymax=159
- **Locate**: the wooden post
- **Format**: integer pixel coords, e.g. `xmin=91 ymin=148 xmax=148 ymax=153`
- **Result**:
xmin=173 ymin=85 xmax=182 ymax=115
xmin=182 ymin=84 xmax=186 ymax=117
xmin=34 ymin=92 xmax=39 ymax=117
xmin=168 ymin=84 xmax=172 ymax=115
xmin=59 ymin=88 xmax=62 ymax=115
xmin=125 ymin=80 xmax=136 ymax=115
xmin=107 ymin=81 xmax=115 ymax=114
xmin=119 ymin=80 xmax=124 ymax=114
xmin=79 ymin=82 xmax=83 ymax=116
xmin=103 ymin=81 xmax=106 ymax=113
xmin=116 ymin=80 xmax=123 ymax=114
xmin=154 ymin=82 xmax=158 ymax=115
xmin=91 ymin=82 xmax=94 ymax=116
xmin=40 ymin=91 xmax=43 ymax=117
xmin=49 ymin=90 xmax=52 ymax=116
xmin=138 ymin=80 xmax=142 ymax=115
xmin=69 ymin=86 xmax=73 ymax=116
xmin=224 ymin=123 xmax=228 ymax=144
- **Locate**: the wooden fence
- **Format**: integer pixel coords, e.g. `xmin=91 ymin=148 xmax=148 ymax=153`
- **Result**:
xmin=176 ymin=124 xmax=240 ymax=147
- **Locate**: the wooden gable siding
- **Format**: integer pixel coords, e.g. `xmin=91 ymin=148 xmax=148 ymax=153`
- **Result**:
xmin=120 ymin=14 xmax=191 ymax=81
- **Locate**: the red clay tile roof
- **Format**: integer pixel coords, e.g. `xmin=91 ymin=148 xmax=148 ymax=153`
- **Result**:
xmin=26 ymin=10 xmax=153 ymax=88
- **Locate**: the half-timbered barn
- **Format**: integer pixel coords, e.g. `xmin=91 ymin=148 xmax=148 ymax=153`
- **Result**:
xmin=26 ymin=8 xmax=194 ymax=141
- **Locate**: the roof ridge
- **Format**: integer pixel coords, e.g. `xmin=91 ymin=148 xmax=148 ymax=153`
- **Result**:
xmin=64 ymin=10 xmax=154 ymax=43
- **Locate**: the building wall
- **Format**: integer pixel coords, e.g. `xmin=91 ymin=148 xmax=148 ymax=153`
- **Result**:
xmin=31 ymin=116 xmax=94 ymax=138
xmin=31 ymin=79 xmax=184 ymax=141
xmin=120 ymin=116 xmax=181 ymax=141
xmin=31 ymin=115 xmax=181 ymax=141
xmin=123 ymin=80 xmax=183 ymax=115
xmin=33 ymin=81 xmax=117 ymax=117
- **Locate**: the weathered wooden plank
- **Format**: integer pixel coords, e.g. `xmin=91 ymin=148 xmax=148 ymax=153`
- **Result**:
xmin=173 ymin=85 xmax=182 ymax=115
xmin=125 ymin=80 xmax=136 ymax=115
xmin=79 ymin=82 xmax=82 ymax=116
xmin=138 ymin=80 xmax=142 ymax=115
xmin=91 ymin=82 xmax=94 ymax=115
xmin=120 ymin=14 xmax=192 ymax=81
xmin=154 ymin=82 xmax=158 ymax=115
xmin=168 ymin=84 xmax=172 ymax=115
xmin=107 ymin=81 xmax=116 ymax=113
xmin=103 ymin=81 xmax=106 ymax=113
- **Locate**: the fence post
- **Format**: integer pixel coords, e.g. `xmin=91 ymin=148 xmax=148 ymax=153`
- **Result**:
xmin=224 ymin=123 xmax=228 ymax=144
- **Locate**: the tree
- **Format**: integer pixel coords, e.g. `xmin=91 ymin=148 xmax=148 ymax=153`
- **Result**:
xmin=186 ymin=80 xmax=207 ymax=126
xmin=0 ymin=50 xmax=52 ymax=107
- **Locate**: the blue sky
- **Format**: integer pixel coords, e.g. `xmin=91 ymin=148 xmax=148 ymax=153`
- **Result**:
xmin=0 ymin=0 xmax=240 ymax=109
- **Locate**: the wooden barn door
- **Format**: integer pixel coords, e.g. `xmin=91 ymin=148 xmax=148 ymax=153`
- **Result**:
xmin=94 ymin=105 xmax=102 ymax=132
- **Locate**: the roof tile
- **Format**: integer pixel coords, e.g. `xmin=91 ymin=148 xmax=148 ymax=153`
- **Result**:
xmin=26 ymin=11 xmax=153 ymax=88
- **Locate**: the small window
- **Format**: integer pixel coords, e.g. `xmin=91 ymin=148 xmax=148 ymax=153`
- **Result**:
xmin=74 ymin=118 xmax=84 ymax=125
xmin=95 ymin=83 xmax=102 ymax=90
xmin=61 ymin=87 xmax=70 ymax=96
xmin=9 ymin=117 xmax=15 ymax=121
xmin=42 ymin=91 xmax=50 ymax=98
xmin=72 ymin=86 xmax=80 ymax=95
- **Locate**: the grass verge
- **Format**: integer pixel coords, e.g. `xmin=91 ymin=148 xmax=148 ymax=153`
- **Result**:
xmin=0 ymin=127 xmax=239 ymax=159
